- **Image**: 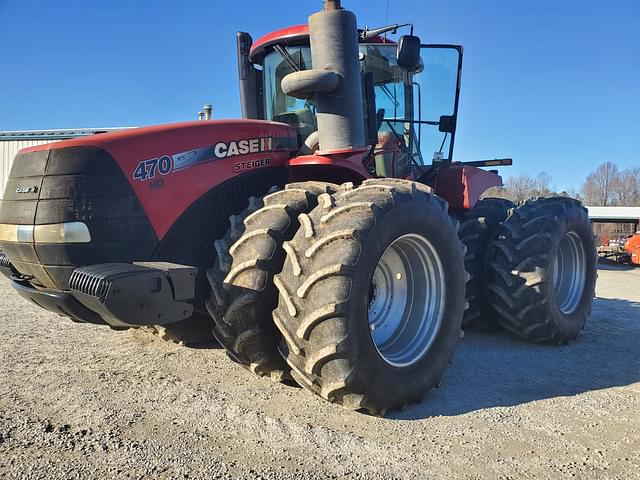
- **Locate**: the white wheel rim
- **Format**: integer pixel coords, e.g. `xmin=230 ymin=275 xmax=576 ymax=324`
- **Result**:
xmin=553 ymin=231 xmax=587 ymax=314
xmin=368 ymin=233 xmax=446 ymax=367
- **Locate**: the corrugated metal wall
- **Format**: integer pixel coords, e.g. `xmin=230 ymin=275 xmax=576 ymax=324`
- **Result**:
xmin=0 ymin=140 xmax=56 ymax=199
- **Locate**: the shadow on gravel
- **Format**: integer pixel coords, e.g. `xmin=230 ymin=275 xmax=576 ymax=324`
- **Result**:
xmin=597 ymin=260 xmax=637 ymax=271
xmin=392 ymin=296 xmax=640 ymax=420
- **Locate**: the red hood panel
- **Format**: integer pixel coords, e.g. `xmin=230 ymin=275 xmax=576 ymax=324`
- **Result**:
xmin=21 ymin=120 xmax=295 ymax=153
xmin=22 ymin=120 xmax=297 ymax=239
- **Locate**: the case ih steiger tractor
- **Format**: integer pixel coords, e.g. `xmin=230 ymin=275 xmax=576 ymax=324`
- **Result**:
xmin=0 ymin=1 xmax=597 ymax=414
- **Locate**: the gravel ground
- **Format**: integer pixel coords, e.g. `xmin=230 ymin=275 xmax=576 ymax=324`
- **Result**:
xmin=0 ymin=264 xmax=638 ymax=479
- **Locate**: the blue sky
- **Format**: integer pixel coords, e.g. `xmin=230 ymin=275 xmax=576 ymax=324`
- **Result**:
xmin=0 ymin=0 xmax=638 ymax=191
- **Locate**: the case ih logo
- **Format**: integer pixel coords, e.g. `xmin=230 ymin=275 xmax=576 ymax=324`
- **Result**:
xmin=214 ymin=137 xmax=273 ymax=159
xmin=15 ymin=186 xmax=38 ymax=194
xmin=133 ymin=137 xmax=275 ymax=182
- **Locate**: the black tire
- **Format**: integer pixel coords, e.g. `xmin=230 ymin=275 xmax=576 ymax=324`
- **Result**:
xmin=206 ymin=182 xmax=338 ymax=379
xmin=487 ymin=197 xmax=597 ymax=344
xmin=272 ymin=179 xmax=467 ymax=415
xmin=459 ymin=198 xmax=515 ymax=330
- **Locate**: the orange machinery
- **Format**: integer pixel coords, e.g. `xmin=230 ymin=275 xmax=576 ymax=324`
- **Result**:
xmin=625 ymin=233 xmax=640 ymax=265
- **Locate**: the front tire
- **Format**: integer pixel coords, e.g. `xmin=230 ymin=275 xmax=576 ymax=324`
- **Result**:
xmin=487 ymin=197 xmax=597 ymax=344
xmin=272 ymin=179 xmax=467 ymax=415
xmin=206 ymin=182 xmax=337 ymax=379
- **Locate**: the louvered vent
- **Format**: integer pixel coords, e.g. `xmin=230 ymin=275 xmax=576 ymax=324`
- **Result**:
xmin=69 ymin=269 xmax=111 ymax=299
xmin=0 ymin=250 xmax=11 ymax=269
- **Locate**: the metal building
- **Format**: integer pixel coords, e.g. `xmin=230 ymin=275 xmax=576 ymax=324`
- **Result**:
xmin=0 ymin=129 xmax=129 ymax=198
xmin=587 ymin=206 xmax=640 ymax=226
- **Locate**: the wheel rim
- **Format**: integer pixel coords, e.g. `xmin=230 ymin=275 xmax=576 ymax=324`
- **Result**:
xmin=368 ymin=233 xmax=446 ymax=367
xmin=553 ymin=231 xmax=587 ymax=314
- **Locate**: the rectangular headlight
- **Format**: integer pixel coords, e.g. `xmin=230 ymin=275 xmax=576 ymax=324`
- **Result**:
xmin=0 ymin=224 xmax=34 ymax=243
xmin=34 ymin=222 xmax=92 ymax=243
xmin=0 ymin=222 xmax=91 ymax=243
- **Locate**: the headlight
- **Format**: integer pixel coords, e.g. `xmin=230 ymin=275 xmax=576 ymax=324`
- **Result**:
xmin=0 ymin=222 xmax=91 ymax=244
xmin=0 ymin=224 xmax=34 ymax=243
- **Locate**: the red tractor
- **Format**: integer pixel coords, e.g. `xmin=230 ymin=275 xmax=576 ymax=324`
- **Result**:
xmin=0 ymin=1 xmax=597 ymax=414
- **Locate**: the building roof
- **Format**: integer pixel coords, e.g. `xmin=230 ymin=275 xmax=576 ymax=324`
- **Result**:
xmin=587 ymin=206 xmax=640 ymax=223
xmin=0 ymin=128 xmax=132 ymax=141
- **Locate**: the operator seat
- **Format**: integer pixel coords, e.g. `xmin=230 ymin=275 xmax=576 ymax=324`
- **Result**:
xmin=273 ymin=108 xmax=317 ymax=144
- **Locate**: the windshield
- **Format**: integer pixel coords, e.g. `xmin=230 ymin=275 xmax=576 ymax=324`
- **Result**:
xmin=262 ymin=43 xmax=460 ymax=171
xmin=263 ymin=46 xmax=317 ymax=140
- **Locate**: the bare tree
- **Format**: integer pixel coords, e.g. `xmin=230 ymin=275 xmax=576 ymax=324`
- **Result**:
xmin=581 ymin=161 xmax=619 ymax=206
xmin=505 ymin=174 xmax=536 ymax=203
xmin=479 ymin=162 xmax=638 ymax=209
xmin=482 ymin=172 xmax=556 ymax=203
xmin=481 ymin=185 xmax=511 ymax=200
xmin=612 ymin=166 xmax=640 ymax=207
xmin=532 ymin=171 xmax=553 ymax=197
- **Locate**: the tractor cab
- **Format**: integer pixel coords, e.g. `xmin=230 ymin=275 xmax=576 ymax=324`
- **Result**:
xmin=238 ymin=26 xmax=462 ymax=178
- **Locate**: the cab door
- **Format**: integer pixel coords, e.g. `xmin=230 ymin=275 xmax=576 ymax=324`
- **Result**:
xmin=413 ymin=45 xmax=463 ymax=166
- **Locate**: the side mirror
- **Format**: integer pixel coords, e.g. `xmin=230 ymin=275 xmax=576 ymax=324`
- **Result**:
xmin=396 ymin=35 xmax=421 ymax=70
xmin=439 ymin=115 xmax=457 ymax=133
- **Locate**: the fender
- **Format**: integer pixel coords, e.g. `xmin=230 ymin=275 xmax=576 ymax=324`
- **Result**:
xmin=287 ymin=151 xmax=371 ymax=184
xmin=434 ymin=165 xmax=503 ymax=210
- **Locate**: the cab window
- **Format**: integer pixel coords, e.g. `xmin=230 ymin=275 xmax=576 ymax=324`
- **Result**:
xmin=263 ymin=47 xmax=317 ymax=140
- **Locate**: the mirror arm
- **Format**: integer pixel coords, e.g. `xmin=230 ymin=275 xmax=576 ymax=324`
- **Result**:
xmin=413 ymin=81 xmax=422 ymax=152
xmin=359 ymin=23 xmax=413 ymax=40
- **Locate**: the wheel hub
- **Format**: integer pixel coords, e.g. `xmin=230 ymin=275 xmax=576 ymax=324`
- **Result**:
xmin=368 ymin=233 xmax=445 ymax=367
xmin=553 ymin=230 xmax=587 ymax=314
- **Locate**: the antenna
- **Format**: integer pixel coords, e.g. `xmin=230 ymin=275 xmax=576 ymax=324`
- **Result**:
xmin=384 ymin=0 xmax=390 ymax=40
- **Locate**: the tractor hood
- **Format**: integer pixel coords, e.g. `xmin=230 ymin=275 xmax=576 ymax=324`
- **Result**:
xmin=0 ymin=120 xmax=297 ymax=289
xmin=14 ymin=119 xmax=298 ymax=239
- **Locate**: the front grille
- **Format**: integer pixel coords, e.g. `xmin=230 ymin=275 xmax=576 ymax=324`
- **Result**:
xmin=0 ymin=249 xmax=11 ymax=269
xmin=69 ymin=268 xmax=111 ymax=299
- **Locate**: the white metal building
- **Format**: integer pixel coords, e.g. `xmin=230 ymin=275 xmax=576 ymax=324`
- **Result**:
xmin=0 ymin=129 xmax=128 ymax=198
xmin=587 ymin=206 xmax=640 ymax=225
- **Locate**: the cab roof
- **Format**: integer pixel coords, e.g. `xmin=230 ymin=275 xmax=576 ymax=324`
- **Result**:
xmin=249 ymin=24 xmax=392 ymax=63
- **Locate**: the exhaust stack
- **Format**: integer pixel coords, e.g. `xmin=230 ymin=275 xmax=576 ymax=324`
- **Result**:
xmin=204 ymin=104 xmax=213 ymax=120
xmin=281 ymin=1 xmax=366 ymax=153
xmin=323 ymin=0 xmax=341 ymax=10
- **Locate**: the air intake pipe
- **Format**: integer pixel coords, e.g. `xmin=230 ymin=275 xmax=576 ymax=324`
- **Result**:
xmin=281 ymin=2 xmax=366 ymax=153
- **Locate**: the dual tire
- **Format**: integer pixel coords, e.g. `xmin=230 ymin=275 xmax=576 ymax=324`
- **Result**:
xmin=487 ymin=197 xmax=597 ymax=343
xmin=207 ymin=184 xmax=597 ymax=414
xmin=461 ymin=196 xmax=596 ymax=343
xmin=210 ymin=179 xmax=467 ymax=414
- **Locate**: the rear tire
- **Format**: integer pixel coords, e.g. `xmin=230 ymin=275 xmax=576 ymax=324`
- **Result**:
xmin=459 ymin=198 xmax=515 ymax=330
xmin=272 ymin=179 xmax=467 ymax=415
xmin=487 ymin=197 xmax=597 ymax=344
xmin=206 ymin=182 xmax=337 ymax=379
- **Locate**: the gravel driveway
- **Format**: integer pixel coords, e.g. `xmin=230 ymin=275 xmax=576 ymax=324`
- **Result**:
xmin=0 ymin=264 xmax=638 ymax=479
